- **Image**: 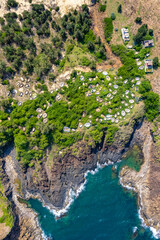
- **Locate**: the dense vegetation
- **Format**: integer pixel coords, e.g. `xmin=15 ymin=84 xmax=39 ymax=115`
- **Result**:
xmin=0 ymin=2 xmax=159 ymax=172
xmin=104 ymin=18 xmax=113 ymax=43
xmin=111 ymin=45 xmax=145 ymax=79
xmin=139 ymin=80 xmax=160 ymax=121
xmin=0 ymin=178 xmax=14 ymax=228
xmin=0 ymin=68 xmax=139 ymax=168
xmin=133 ymin=24 xmax=153 ymax=45
xmin=0 ymin=4 xmax=106 ymax=84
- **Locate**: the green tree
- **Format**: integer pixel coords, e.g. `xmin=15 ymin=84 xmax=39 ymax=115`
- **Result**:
xmin=153 ymin=57 xmax=159 ymax=69
xmin=139 ymin=80 xmax=152 ymax=94
xmin=111 ymin=13 xmax=116 ymax=20
xmin=14 ymin=133 xmax=28 ymax=149
xmin=117 ymin=4 xmax=122 ymax=13
xmin=34 ymin=53 xmax=52 ymax=77
xmin=7 ymin=0 xmax=18 ymax=9
xmin=135 ymin=17 xmax=142 ymax=24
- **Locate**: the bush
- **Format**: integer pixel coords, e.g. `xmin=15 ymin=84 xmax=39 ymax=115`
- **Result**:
xmin=153 ymin=57 xmax=159 ymax=69
xmin=55 ymin=6 xmax=60 ymax=12
xmin=144 ymin=92 xmax=160 ymax=121
xmin=81 ymin=56 xmax=91 ymax=66
xmin=135 ymin=17 xmax=142 ymax=24
xmin=104 ymin=18 xmax=113 ymax=43
xmin=117 ymin=4 xmax=122 ymax=13
xmin=149 ymin=29 xmax=153 ymax=36
xmin=111 ymin=13 xmax=116 ymax=20
xmin=66 ymin=44 xmax=74 ymax=54
xmin=7 ymin=0 xmax=18 ymax=9
xmin=99 ymin=4 xmax=106 ymax=12
xmin=0 ymin=18 xmax=5 ymax=25
xmin=87 ymin=41 xmax=95 ymax=51
xmin=139 ymin=80 xmax=152 ymax=94
xmin=133 ymin=24 xmax=148 ymax=45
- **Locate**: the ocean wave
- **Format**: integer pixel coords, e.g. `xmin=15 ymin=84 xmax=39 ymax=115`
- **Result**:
xmin=43 ymin=161 xmax=113 ymax=219
xmin=138 ymin=208 xmax=160 ymax=239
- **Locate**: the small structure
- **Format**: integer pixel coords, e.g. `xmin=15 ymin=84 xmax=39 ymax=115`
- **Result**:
xmin=63 ymin=127 xmax=70 ymax=132
xmin=145 ymin=59 xmax=153 ymax=73
xmin=143 ymin=39 xmax=154 ymax=48
xmin=43 ymin=118 xmax=48 ymax=124
xmin=121 ymin=28 xmax=130 ymax=42
xmin=84 ymin=123 xmax=91 ymax=128
xmin=106 ymin=114 xmax=111 ymax=120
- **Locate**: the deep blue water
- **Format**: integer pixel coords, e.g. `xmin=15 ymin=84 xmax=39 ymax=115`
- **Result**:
xmin=28 ymin=150 xmax=158 ymax=240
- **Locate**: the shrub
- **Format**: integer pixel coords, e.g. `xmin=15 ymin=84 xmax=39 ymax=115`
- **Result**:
xmin=55 ymin=6 xmax=60 ymax=12
xmin=133 ymin=24 xmax=148 ymax=45
xmin=111 ymin=13 xmax=116 ymax=20
xmin=7 ymin=0 xmax=18 ymax=9
xmin=149 ymin=29 xmax=153 ymax=36
xmin=87 ymin=41 xmax=95 ymax=51
xmin=139 ymin=80 xmax=152 ymax=94
xmin=104 ymin=18 xmax=113 ymax=43
xmin=135 ymin=17 xmax=142 ymax=24
xmin=99 ymin=4 xmax=106 ymax=12
xmin=0 ymin=17 xmax=5 ymax=25
xmin=117 ymin=4 xmax=122 ymax=13
xmin=153 ymin=57 xmax=159 ymax=69
xmin=144 ymin=92 xmax=160 ymax=121
xmin=66 ymin=44 xmax=74 ymax=54
xmin=81 ymin=56 xmax=91 ymax=66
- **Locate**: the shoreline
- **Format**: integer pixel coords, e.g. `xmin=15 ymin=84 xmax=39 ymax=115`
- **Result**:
xmin=119 ymin=174 xmax=160 ymax=239
xmin=30 ymin=161 xmax=115 ymax=219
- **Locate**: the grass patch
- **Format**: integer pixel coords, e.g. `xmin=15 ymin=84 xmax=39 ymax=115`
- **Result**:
xmin=0 ymin=181 xmax=14 ymax=228
xmin=104 ymin=18 xmax=113 ymax=43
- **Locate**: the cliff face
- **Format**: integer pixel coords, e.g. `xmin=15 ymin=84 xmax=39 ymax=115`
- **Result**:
xmin=1 ymin=151 xmax=43 ymax=240
xmin=23 ymin=114 xmax=141 ymax=209
xmin=2 ymin=111 xmax=144 ymax=239
xmin=120 ymin=121 xmax=160 ymax=235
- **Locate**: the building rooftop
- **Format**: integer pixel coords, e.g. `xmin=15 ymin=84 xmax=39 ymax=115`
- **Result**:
xmin=143 ymin=39 xmax=154 ymax=48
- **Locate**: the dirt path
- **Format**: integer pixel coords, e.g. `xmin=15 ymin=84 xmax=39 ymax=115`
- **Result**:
xmin=90 ymin=4 xmax=122 ymax=69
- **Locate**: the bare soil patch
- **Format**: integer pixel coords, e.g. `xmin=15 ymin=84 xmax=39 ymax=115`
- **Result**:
xmin=90 ymin=3 xmax=122 ymax=70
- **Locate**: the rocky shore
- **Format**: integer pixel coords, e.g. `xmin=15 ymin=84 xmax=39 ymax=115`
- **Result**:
xmin=3 ymin=108 xmax=160 ymax=239
xmin=1 ymin=149 xmax=43 ymax=240
xmin=0 ymin=109 xmax=145 ymax=239
xmin=120 ymin=121 xmax=160 ymax=238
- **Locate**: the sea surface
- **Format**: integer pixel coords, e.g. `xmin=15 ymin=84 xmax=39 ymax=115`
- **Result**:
xmin=28 ymin=147 xmax=159 ymax=240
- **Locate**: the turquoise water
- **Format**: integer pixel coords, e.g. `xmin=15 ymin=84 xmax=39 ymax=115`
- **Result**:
xmin=28 ymin=151 xmax=158 ymax=240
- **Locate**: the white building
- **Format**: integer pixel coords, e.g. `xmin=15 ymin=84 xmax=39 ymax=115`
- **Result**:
xmin=145 ymin=59 xmax=153 ymax=73
xmin=121 ymin=28 xmax=130 ymax=42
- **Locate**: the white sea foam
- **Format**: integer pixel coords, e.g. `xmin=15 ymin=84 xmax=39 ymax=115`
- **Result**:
xmin=133 ymin=226 xmax=137 ymax=233
xmin=119 ymin=173 xmax=160 ymax=239
xmin=42 ymin=161 xmax=113 ymax=219
xmin=41 ymin=231 xmax=50 ymax=240
xmin=138 ymin=207 xmax=160 ymax=239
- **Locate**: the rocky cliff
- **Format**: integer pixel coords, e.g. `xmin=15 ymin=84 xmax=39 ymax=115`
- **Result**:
xmin=120 ymin=121 xmax=160 ymax=238
xmin=1 ymin=110 xmax=144 ymax=239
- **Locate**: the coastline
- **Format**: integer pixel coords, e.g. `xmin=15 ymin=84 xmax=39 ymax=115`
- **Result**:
xmin=3 ymin=115 xmax=156 ymax=240
xmin=119 ymin=175 xmax=160 ymax=239
xmin=119 ymin=120 xmax=160 ymax=239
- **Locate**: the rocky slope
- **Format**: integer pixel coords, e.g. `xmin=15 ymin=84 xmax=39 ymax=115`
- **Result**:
xmin=1 ymin=150 xmax=43 ymax=240
xmin=120 ymin=121 xmax=160 ymax=237
xmin=0 ymin=107 xmax=144 ymax=240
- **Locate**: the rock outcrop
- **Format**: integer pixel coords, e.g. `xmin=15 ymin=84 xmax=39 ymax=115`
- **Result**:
xmin=2 ymin=110 xmax=144 ymax=239
xmin=120 ymin=121 xmax=160 ymax=237
xmin=1 ymin=150 xmax=43 ymax=240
